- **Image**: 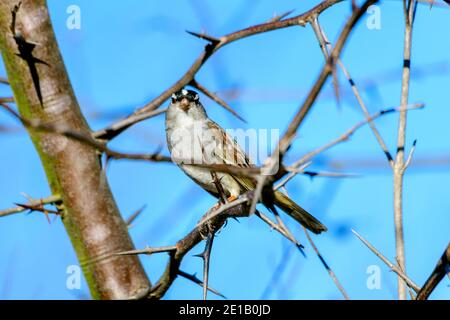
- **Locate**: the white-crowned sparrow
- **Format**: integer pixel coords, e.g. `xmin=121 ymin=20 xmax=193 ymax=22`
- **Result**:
xmin=165 ymin=89 xmax=327 ymax=234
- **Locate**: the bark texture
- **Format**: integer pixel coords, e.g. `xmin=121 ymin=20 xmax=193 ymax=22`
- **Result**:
xmin=0 ymin=0 xmax=150 ymax=299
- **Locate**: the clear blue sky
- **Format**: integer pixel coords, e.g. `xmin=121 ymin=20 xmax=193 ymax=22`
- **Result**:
xmin=0 ymin=0 xmax=449 ymax=299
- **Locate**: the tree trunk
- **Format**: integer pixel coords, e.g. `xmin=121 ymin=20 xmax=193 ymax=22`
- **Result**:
xmin=0 ymin=0 xmax=150 ymax=299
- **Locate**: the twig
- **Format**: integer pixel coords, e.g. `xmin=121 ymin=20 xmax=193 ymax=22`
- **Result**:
xmin=278 ymin=104 xmax=424 ymax=189
xmin=93 ymin=0 xmax=344 ymax=141
xmin=0 ymin=76 xmax=9 ymax=85
xmin=289 ymin=168 xmax=360 ymax=178
xmin=393 ymin=0 xmax=417 ymax=300
xmin=267 ymin=9 xmax=295 ymax=23
xmin=249 ymin=0 xmax=379 ymax=218
xmin=0 ymin=97 xmax=14 ymax=103
xmin=0 ymin=102 xmax=171 ymax=162
xmin=404 ymin=139 xmax=417 ymax=169
xmin=126 ymin=205 xmax=147 ymax=227
xmin=178 ymin=270 xmax=226 ymax=299
xmin=396 ymin=256 xmax=416 ymax=299
xmin=189 ymin=78 xmax=246 ymax=123
xmin=260 ymin=243 xmax=297 ymax=299
xmin=113 ymin=246 xmax=177 ymax=257
xmin=325 ymin=153 xmax=450 ymax=170
xmin=416 ymin=243 xmax=450 ymax=300
xmin=304 ymin=227 xmax=350 ymax=299
xmin=275 ymin=162 xmax=312 ymax=190
xmin=185 ymin=30 xmax=220 ymax=44
xmin=0 ymin=195 xmax=61 ymax=218
xmin=311 ymin=20 xmax=395 ymax=167
xmin=82 ymin=245 xmax=177 ymax=268
xmin=255 ymin=211 xmax=304 ymax=251
xmin=92 ymin=108 xmax=167 ymax=140
xmin=149 ymin=192 xmax=252 ymax=299
xmin=351 ymin=229 xmax=420 ymax=293
xmin=310 ymin=16 xmax=341 ymax=107
xmin=14 ymin=202 xmax=59 ymax=215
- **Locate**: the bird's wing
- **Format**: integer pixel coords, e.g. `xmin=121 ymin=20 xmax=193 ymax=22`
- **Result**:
xmin=206 ymin=121 xmax=256 ymax=191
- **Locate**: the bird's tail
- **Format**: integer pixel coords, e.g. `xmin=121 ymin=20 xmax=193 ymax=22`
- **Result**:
xmin=274 ymin=191 xmax=327 ymax=234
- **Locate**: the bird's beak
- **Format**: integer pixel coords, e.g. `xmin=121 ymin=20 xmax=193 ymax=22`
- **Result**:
xmin=180 ymin=98 xmax=190 ymax=111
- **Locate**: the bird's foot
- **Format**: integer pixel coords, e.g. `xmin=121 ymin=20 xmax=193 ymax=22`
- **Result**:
xmin=212 ymin=195 xmax=238 ymax=210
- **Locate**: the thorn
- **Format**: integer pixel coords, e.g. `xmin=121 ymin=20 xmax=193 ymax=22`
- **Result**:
xmin=296 ymin=243 xmax=307 ymax=258
xmin=186 ymin=30 xmax=220 ymax=44
xmin=178 ymin=270 xmax=226 ymax=299
xmin=14 ymin=202 xmax=59 ymax=222
xmin=267 ymin=9 xmax=295 ymax=23
xmin=210 ymin=171 xmax=227 ymax=204
xmin=202 ymin=232 xmax=215 ymax=300
xmin=193 ymin=252 xmax=205 ymax=259
xmin=189 ymin=79 xmax=247 ymax=123
xmin=126 ymin=204 xmax=147 ymax=227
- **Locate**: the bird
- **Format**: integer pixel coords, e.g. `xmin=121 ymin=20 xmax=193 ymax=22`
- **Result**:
xmin=165 ymin=88 xmax=327 ymax=234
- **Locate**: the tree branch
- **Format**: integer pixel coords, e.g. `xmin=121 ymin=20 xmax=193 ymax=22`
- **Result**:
xmin=93 ymin=0 xmax=344 ymax=141
xmin=393 ymin=0 xmax=417 ymax=300
xmin=352 ymin=229 xmax=420 ymax=293
xmin=304 ymin=227 xmax=350 ymax=299
xmin=416 ymin=243 xmax=450 ymax=300
xmin=0 ymin=0 xmax=150 ymax=299
xmin=311 ymin=18 xmax=395 ymax=167
xmin=249 ymin=0 xmax=379 ymax=217
xmin=148 ymin=193 xmax=253 ymax=299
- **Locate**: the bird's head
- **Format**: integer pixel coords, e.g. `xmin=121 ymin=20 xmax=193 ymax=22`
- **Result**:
xmin=169 ymin=89 xmax=207 ymax=119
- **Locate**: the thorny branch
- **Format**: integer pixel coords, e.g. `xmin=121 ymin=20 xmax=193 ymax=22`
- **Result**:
xmin=0 ymin=0 xmax=150 ymax=299
xmin=148 ymin=193 xmax=253 ymax=299
xmin=189 ymin=78 xmax=246 ymax=123
xmin=352 ymin=229 xmax=421 ymax=293
xmin=248 ymin=0 xmax=379 ymax=218
xmin=2 ymin=0 xmax=444 ymax=301
xmin=310 ymin=18 xmax=395 ymax=167
xmin=276 ymin=103 xmax=423 ymax=189
xmin=0 ymin=194 xmax=61 ymax=218
xmin=311 ymin=2 xmax=426 ymax=300
xmin=416 ymin=243 xmax=450 ymax=300
xmin=1 ymin=99 xmax=396 ymax=181
xmin=93 ymin=0 xmax=344 ymax=141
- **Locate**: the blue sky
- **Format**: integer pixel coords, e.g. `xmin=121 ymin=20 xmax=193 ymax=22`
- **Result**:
xmin=0 ymin=0 xmax=449 ymax=299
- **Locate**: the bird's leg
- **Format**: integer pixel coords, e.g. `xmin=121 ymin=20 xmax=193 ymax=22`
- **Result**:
xmin=212 ymin=195 xmax=238 ymax=210
xmin=210 ymin=171 xmax=232 ymax=212
xmin=212 ymin=202 xmax=221 ymax=210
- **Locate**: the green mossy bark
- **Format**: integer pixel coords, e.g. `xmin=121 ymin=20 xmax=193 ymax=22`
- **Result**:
xmin=0 ymin=0 xmax=150 ymax=299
